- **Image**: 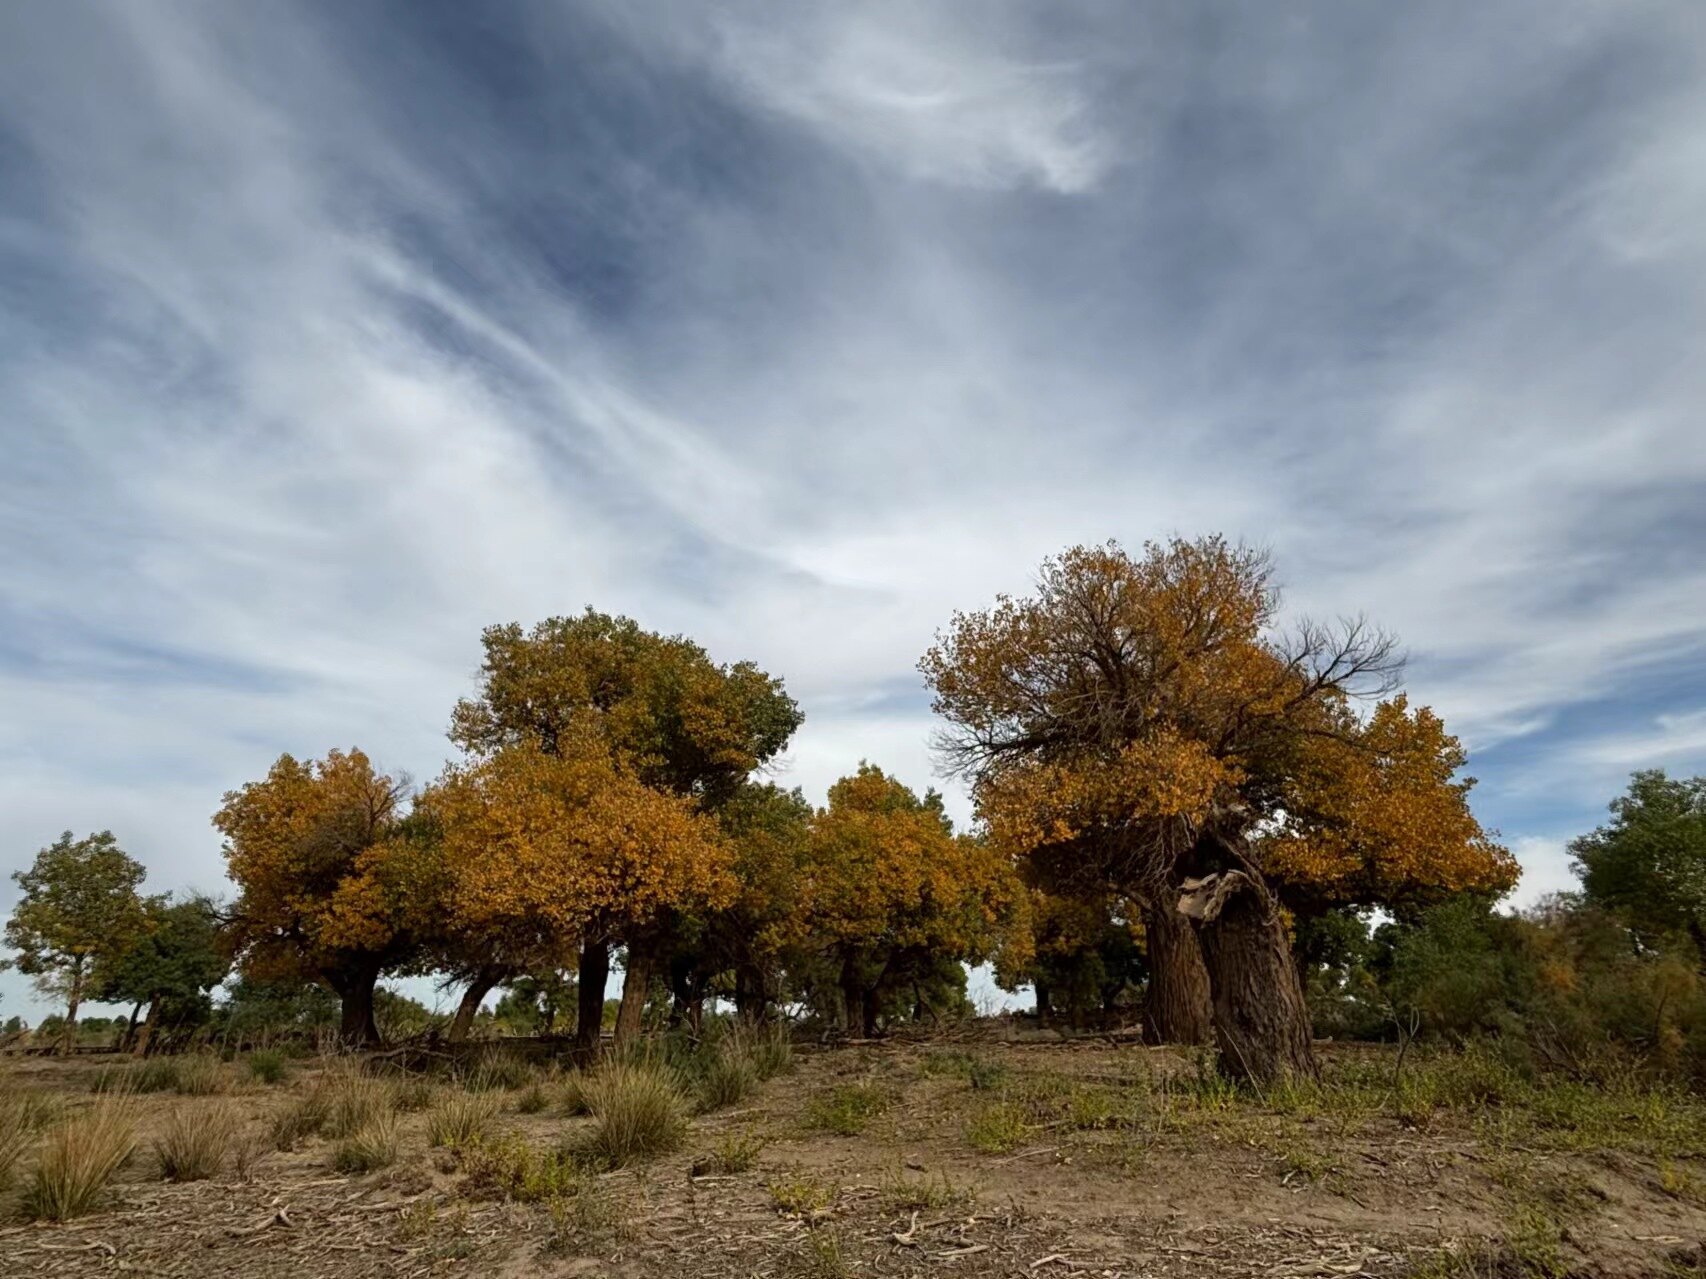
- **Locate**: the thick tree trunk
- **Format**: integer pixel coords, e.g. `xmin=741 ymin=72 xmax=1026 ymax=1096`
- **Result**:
xmin=59 ymin=964 xmax=84 ymax=1056
xmin=614 ymin=944 xmax=652 ymax=1047
xmin=132 ymin=996 xmax=162 ymax=1057
xmin=838 ymin=952 xmax=863 ymax=1033
xmin=119 ymin=1001 xmax=143 ymax=1054
xmin=1034 ymin=981 xmax=1051 ymax=1027
xmin=574 ymin=939 xmax=610 ymax=1057
xmin=449 ymin=966 xmax=505 ymax=1044
xmin=1143 ymin=899 xmax=1213 ymax=1045
xmin=1181 ymin=871 xmax=1317 ymax=1086
xmin=337 ymin=964 xmax=383 ymax=1049
xmin=861 ymin=985 xmax=880 ymax=1038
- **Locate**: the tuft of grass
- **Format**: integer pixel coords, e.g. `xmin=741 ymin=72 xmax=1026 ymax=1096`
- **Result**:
xmin=559 ymin=1070 xmax=590 ymax=1116
xmin=922 ymin=1049 xmax=1008 ymax=1091
xmin=577 ymin=1060 xmax=688 ymax=1168
xmin=1 ymin=1091 xmax=61 ymax=1190
xmin=697 ymin=1040 xmax=759 ymax=1111
xmin=23 ymin=1102 xmax=138 ymax=1220
xmin=514 ymin=1082 xmax=549 ymax=1115
xmin=460 ymin=1050 xmax=535 ymax=1093
xmin=429 ymin=1091 xmax=501 ymax=1149
xmin=92 ymin=1058 xmax=181 ymax=1095
xmin=792 ymin=1226 xmax=850 ymax=1279
xmin=231 ymin=1128 xmax=268 ymax=1182
xmin=768 ymin=1169 xmax=836 ymax=1217
xmin=742 ymin=1022 xmax=795 ymax=1082
xmin=693 ymin=1129 xmax=767 ymax=1176
xmin=964 ymin=1101 xmax=1030 ymax=1154
xmin=390 ymin=1077 xmax=437 ymax=1114
xmin=458 ymin=1134 xmax=585 ymax=1202
xmin=271 ymin=1089 xmax=331 ymax=1150
xmin=155 ymin=1103 xmax=238 ymax=1182
xmin=333 ymin=1112 xmax=400 ymax=1174
xmin=545 ymin=1176 xmax=631 ymax=1251
xmin=247 ymin=1049 xmax=288 ymax=1086
xmin=324 ymin=1069 xmax=391 ymax=1139
xmin=805 ymin=1083 xmax=888 ymax=1136
xmin=175 ymin=1055 xmax=228 ymax=1096
xmin=881 ymin=1165 xmax=970 ymax=1210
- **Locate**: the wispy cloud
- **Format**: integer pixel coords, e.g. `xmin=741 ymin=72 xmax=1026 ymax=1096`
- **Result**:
xmin=2 ymin=1 xmax=1705 ymax=1013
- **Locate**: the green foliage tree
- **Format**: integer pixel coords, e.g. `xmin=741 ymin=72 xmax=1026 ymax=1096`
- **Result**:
xmin=1571 ymin=770 xmax=1706 ymax=964
xmin=4 ymin=831 xmax=149 ymax=1054
xmin=91 ymin=893 xmax=228 ymax=1056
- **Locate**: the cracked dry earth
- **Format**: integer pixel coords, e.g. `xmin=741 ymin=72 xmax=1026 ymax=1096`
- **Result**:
xmin=5 ymin=1037 xmax=1706 ymax=1278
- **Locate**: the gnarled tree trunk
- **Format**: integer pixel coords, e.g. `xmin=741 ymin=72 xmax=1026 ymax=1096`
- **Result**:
xmin=1143 ymin=898 xmax=1213 ymax=1045
xmin=574 ymin=939 xmax=610 ymax=1058
xmin=328 ymin=957 xmax=383 ymax=1049
xmin=449 ymin=965 xmax=506 ymax=1044
xmin=1179 ymin=870 xmax=1316 ymax=1085
xmin=132 ymin=996 xmax=162 ymax=1057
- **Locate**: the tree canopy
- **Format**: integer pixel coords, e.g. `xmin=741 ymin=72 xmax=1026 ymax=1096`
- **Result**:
xmin=1571 ymin=770 xmax=1706 ymax=961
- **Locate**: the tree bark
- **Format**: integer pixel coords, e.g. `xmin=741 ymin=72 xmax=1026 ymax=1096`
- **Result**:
xmin=574 ymin=939 xmax=610 ymax=1057
xmin=328 ymin=958 xmax=383 ymax=1049
xmin=448 ymin=965 xmax=505 ymax=1044
xmin=132 ymin=996 xmax=162 ymax=1057
xmin=59 ymin=962 xmax=84 ymax=1056
xmin=861 ymin=985 xmax=881 ymax=1038
xmin=1181 ymin=871 xmax=1317 ymax=1086
xmin=838 ymin=952 xmax=863 ymax=1033
xmin=1034 ymin=981 xmax=1051 ymax=1027
xmin=1143 ymin=899 xmax=1212 ymax=1045
xmin=614 ymin=944 xmax=652 ymax=1047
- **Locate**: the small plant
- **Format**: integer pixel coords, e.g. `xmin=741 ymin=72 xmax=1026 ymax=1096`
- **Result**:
xmin=805 ymin=1083 xmax=887 ymax=1136
xmin=560 ymin=1070 xmax=590 ymax=1116
xmin=175 ymin=1055 xmax=228 ymax=1096
xmin=768 ymin=1170 xmax=836 ymax=1217
xmin=333 ymin=1112 xmax=400 ymax=1173
xmin=964 ymin=1101 xmax=1030 ymax=1154
xmin=247 ymin=1049 xmax=288 ymax=1086
xmin=743 ymin=1023 xmax=795 ymax=1081
xmin=515 ymin=1082 xmax=549 ymax=1115
xmin=793 ymin=1225 xmax=850 ymax=1279
xmin=881 ymin=1165 xmax=969 ymax=1210
xmin=459 ymin=1134 xmax=585 ymax=1202
xmin=429 ymin=1091 xmax=501 ymax=1149
xmin=577 ymin=1060 xmax=688 ymax=1168
xmin=271 ymin=1090 xmax=331 ymax=1151
xmin=23 ymin=1102 xmax=138 ymax=1220
xmin=391 ymin=1077 xmax=437 ymax=1113
xmin=231 ymin=1128 xmax=268 ymax=1182
xmin=546 ymin=1177 xmax=630 ymax=1251
xmin=693 ymin=1129 xmax=767 ymax=1175
xmin=324 ymin=1069 xmax=391 ymax=1138
xmin=155 ymin=1103 xmax=238 ymax=1181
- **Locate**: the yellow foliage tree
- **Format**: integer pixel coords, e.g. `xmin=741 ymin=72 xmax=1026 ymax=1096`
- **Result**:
xmin=796 ymin=765 xmax=1024 ymax=1036
xmin=214 ymin=749 xmax=431 ymax=1047
xmin=922 ymin=537 xmax=1514 ymax=1083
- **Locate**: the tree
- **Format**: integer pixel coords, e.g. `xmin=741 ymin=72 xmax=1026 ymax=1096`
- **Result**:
xmin=91 ymin=894 xmax=229 ymax=1056
xmin=214 ymin=749 xmax=429 ymax=1047
xmin=1571 ymin=770 xmax=1706 ymax=964
xmin=420 ymin=738 xmax=735 ymax=1054
xmin=448 ymin=610 xmax=801 ymax=1050
xmin=995 ymin=888 xmax=1147 ymax=1030
xmin=4 ymin=831 xmax=149 ymax=1054
xmin=922 ymin=537 xmax=1511 ymax=1083
xmin=795 ymin=765 xmax=1024 ymax=1037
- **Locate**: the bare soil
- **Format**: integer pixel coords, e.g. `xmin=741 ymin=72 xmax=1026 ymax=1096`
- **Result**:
xmin=4 ymin=1033 xmax=1705 ymax=1277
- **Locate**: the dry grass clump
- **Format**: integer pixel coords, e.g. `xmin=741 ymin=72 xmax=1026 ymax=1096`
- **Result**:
xmin=247 ymin=1049 xmax=288 ymax=1085
xmin=22 ymin=1102 xmax=138 ymax=1220
xmin=578 ymin=1060 xmax=688 ymax=1168
xmin=175 ymin=1054 xmax=228 ymax=1096
xmin=333 ymin=1111 xmax=400 ymax=1173
xmin=155 ymin=1103 xmax=239 ymax=1181
xmin=697 ymin=1039 xmax=760 ymax=1111
xmin=91 ymin=1058 xmax=179 ymax=1095
xmin=324 ymin=1068 xmax=391 ymax=1138
xmin=429 ymin=1091 xmax=501 ymax=1149
xmin=271 ymin=1088 xmax=331 ymax=1151
xmin=1 ymin=1090 xmax=61 ymax=1190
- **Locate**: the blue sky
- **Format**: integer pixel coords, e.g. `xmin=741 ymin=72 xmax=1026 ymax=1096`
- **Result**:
xmin=4 ymin=2 xmax=1705 ymax=1017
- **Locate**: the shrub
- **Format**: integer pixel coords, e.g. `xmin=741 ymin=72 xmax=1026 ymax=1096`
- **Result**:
xmin=324 ymin=1069 xmax=391 ymax=1138
xmin=768 ymin=1170 xmax=835 ymax=1216
xmin=964 ymin=1101 xmax=1030 ymax=1154
xmin=805 ymin=1084 xmax=887 ymax=1136
xmin=175 ymin=1055 xmax=227 ymax=1096
xmin=247 ymin=1050 xmax=288 ymax=1086
xmin=459 ymin=1135 xmax=584 ymax=1202
xmin=333 ymin=1112 xmax=399 ymax=1173
xmin=155 ymin=1103 xmax=238 ymax=1181
xmin=23 ymin=1103 xmax=138 ymax=1220
xmin=692 ymin=1129 xmax=767 ymax=1175
xmin=429 ymin=1092 xmax=501 ymax=1149
xmin=515 ymin=1083 xmax=549 ymax=1115
xmin=578 ymin=1060 xmax=688 ymax=1168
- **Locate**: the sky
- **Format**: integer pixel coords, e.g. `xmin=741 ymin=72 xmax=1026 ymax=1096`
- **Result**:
xmin=3 ymin=2 xmax=1705 ymax=1019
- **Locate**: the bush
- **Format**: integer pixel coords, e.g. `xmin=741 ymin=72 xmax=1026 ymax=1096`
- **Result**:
xmin=697 ymin=1041 xmax=758 ymax=1111
xmin=324 ymin=1069 xmax=391 ymax=1138
xmin=156 ymin=1104 xmax=238 ymax=1181
xmin=578 ymin=1060 xmax=688 ymax=1168
xmin=247 ymin=1050 xmax=288 ymax=1085
xmin=23 ymin=1103 xmax=138 ymax=1220
xmin=460 ymin=1134 xmax=585 ymax=1202
xmin=429 ymin=1092 xmax=501 ymax=1149
xmin=964 ymin=1101 xmax=1030 ymax=1154
xmin=333 ymin=1112 xmax=399 ymax=1173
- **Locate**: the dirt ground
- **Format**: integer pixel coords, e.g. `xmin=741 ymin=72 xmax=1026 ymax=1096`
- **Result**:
xmin=4 ymin=1032 xmax=1706 ymax=1278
